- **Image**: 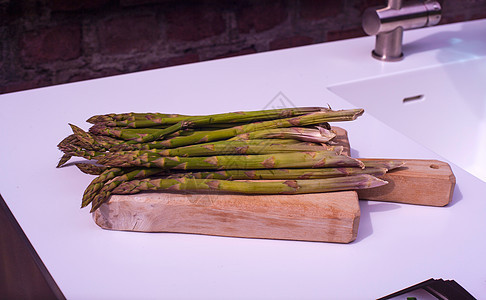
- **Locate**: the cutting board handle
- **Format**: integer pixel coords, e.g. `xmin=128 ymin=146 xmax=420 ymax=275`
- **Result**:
xmin=358 ymin=159 xmax=455 ymax=206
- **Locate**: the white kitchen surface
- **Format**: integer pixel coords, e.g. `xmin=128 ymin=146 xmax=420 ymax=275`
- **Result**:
xmin=1 ymin=19 xmax=485 ymax=299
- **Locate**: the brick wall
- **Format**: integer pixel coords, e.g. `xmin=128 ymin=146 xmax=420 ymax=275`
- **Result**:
xmin=1 ymin=0 xmax=486 ymax=94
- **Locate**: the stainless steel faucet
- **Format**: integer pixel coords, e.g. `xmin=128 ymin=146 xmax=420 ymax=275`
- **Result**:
xmin=362 ymin=0 xmax=441 ymax=61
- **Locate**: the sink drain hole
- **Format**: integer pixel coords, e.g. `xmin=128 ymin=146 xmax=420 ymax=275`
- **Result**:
xmin=403 ymin=94 xmax=425 ymax=103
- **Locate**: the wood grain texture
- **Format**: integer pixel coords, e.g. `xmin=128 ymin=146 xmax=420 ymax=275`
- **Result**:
xmin=358 ymin=159 xmax=455 ymax=206
xmin=93 ymin=191 xmax=360 ymax=243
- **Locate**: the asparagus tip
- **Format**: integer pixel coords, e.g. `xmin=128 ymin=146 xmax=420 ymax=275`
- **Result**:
xmin=56 ymin=153 xmax=71 ymax=168
xmin=360 ymin=174 xmax=388 ymax=189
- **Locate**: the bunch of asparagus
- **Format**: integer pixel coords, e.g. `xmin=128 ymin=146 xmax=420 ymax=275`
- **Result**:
xmin=57 ymin=107 xmax=402 ymax=212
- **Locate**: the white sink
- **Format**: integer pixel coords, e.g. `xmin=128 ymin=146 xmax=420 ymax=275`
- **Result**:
xmin=329 ymin=56 xmax=486 ymax=182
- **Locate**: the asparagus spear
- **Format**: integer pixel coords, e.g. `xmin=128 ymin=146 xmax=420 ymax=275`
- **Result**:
xmin=117 ymin=108 xmax=364 ymax=147
xmin=137 ymin=108 xmax=333 ymax=141
xmin=69 ymin=124 xmax=104 ymax=150
xmin=59 ymin=125 xmax=125 ymax=160
xmin=89 ymin=107 xmax=325 ymax=128
xmin=168 ymin=167 xmax=388 ymax=180
xmin=104 ymin=137 xmax=307 ymax=152
xmin=75 ymin=163 xmax=108 ymax=175
xmin=109 ymin=142 xmax=342 ymax=158
xmin=88 ymin=125 xmax=166 ymax=140
xmin=361 ymin=159 xmax=405 ymax=171
xmin=111 ymin=174 xmax=388 ymax=196
xmin=57 ymin=107 xmax=378 ymax=213
xmin=97 ymin=151 xmax=365 ymax=170
xmin=57 ymin=153 xmax=72 ymax=168
xmin=63 ymin=148 xmax=106 ymax=161
xmin=87 ymin=112 xmax=188 ymax=124
xmin=232 ymin=127 xmax=337 ymax=143
xmin=57 ymin=134 xmax=79 ymax=149
xmin=81 ymin=167 xmax=126 ymax=207
xmin=108 ymin=108 xmax=325 ymax=142
xmin=88 ymin=168 xmax=165 ymax=210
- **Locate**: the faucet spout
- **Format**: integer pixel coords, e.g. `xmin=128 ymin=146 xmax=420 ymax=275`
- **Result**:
xmin=362 ymin=0 xmax=441 ymax=61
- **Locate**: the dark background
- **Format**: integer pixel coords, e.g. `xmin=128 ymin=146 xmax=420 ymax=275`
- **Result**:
xmin=1 ymin=0 xmax=485 ymax=94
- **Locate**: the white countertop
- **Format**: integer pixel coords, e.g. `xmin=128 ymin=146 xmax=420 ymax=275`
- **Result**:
xmin=1 ymin=19 xmax=486 ymax=299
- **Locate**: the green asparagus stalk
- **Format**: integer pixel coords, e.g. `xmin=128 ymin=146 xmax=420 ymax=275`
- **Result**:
xmin=116 ymin=108 xmax=364 ymax=147
xmin=100 ymin=137 xmax=302 ymax=152
xmin=88 ymin=125 xmax=165 ymax=140
xmin=75 ymin=163 xmax=109 ymax=175
xmin=87 ymin=112 xmax=188 ymax=124
xmin=57 ymin=134 xmax=79 ymax=149
xmin=232 ymin=126 xmax=337 ymax=143
xmin=57 ymin=136 xmax=80 ymax=166
xmin=89 ymin=107 xmax=325 ymax=128
xmin=361 ymin=159 xmax=405 ymax=171
xmin=111 ymin=174 xmax=388 ymax=197
xmin=81 ymin=168 xmax=154 ymax=208
xmin=69 ymin=124 xmax=104 ymax=150
xmin=168 ymin=167 xmax=388 ymax=180
xmin=88 ymin=125 xmax=217 ymax=141
xmin=57 ymin=153 xmax=72 ymax=168
xmin=97 ymin=151 xmax=365 ymax=170
xmin=112 ymin=141 xmax=342 ymax=158
xmin=63 ymin=149 xmax=106 ymax=161
xmin=65 ymin=125 xmax=111 ymax=150
xmin=81 ymin=167 xmax=128 ymax=207
xmin=83 ymin=167 xmax=135 ymax=207
xmin=135 ymin=107 xmax=329 ymax=141
xmin=114 ymin=108 xmax=330 ymax=142
xmin=94 ymin=134 xmax=127 ymax=150
xmin=57 ymin=107 xmax=380 ymax=214
xmin=101 ymin=138 xmax=308 ymax=152
xmin=88 ymin=166 xmax=388 ymax=211
xmin=88 ymin=168 xmax=165 ymax=210
xmin=64 ymin=124 xmax=126 ymax=152
xmin=58 ymin=125 xmax=126 ymax=166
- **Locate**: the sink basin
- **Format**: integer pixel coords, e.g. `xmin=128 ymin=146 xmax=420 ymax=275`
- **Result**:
xmin=329 ymin=57 xmax=486 ymax=182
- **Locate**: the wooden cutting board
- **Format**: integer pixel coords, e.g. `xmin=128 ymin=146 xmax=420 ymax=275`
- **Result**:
xmin=93 ymin=191 xmax=360 ymax=243
xmin=92 ymin=127 xmax=455 ymax=243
